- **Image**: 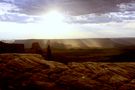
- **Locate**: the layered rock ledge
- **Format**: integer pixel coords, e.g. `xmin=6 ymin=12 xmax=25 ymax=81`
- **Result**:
xmin=0 ymin=54 xmax=135 ymax=90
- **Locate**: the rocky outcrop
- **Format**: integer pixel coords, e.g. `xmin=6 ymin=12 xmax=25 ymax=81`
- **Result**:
xmin=0 ymin=54 xmax=135 ymax=90
xmin=0 ymin=41 xmax=24 ymax=53
xmin=31 ymin=42 xmax=43 ymax=54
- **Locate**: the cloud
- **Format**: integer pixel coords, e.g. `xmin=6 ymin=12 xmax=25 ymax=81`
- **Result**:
xmin=0 ymin=0 xmax=135 ymax=24
xmin=118 ymin=1 xmax=135 ymax=11
xmin=1 ymin=0 xmax=51 ymax=15
xmin=1 ymin=0 xmax=134 ymax=15
xmin=2 ymin=0 xmax=15 ymax=3
xmin=0 ymin=0 xmax=135 ymax=39
xmin=0 ymin=1 xmax=41 ymax=23
xmin=0 ymin=13 xmax=39 ymax=23
xmin=66 ymin=1 xmax=135 ymax=24
xmin=68 ymin=1 xmax=135 ymax=24
xmin=48 ymin=0 xmax=135 ymax=15
xmin=0 ymin=2 xmax=19 ymax=15
xmin=66 ymin=11 xmax=135 ymax=24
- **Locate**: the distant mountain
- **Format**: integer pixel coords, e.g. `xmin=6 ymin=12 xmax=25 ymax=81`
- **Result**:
xmin=12 ymin=38 xmax=135 ymax=49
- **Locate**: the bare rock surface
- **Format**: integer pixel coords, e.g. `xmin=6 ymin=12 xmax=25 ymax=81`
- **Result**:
xmin=0 ymin=54 xmax=135 ymax=90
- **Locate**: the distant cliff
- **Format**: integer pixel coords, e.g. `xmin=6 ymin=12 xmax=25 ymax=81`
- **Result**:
xmin=14 ymin=38 xmax=135 ymax=49
xmin=0 ymin=41 xmax=25 ymax=53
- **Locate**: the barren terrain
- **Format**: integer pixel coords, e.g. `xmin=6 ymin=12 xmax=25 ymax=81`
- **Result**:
xmin=0 ymin=54 xmax=135 ymax=90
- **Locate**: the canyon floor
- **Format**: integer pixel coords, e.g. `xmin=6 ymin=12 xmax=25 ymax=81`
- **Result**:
xmin=0 ymin=54 xmax=135 ymax=90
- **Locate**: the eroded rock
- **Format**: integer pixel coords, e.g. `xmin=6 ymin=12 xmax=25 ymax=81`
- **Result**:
xmin=0 ymin=54 xmax=135 ymax=90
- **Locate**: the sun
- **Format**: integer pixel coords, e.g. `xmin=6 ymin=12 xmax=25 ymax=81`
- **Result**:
xmin=36 ymin=10 xmax=75 ymax=39
xmin=43 ymin=10 xmax=65 ymax=24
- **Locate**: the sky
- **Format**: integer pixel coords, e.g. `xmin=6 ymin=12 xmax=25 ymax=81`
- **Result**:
xmin=0 ymin=0 xmax=135 ymax=39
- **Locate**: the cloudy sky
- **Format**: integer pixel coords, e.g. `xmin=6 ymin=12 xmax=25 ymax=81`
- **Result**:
xmin=0 ymin=0 xmax=135 ymax=39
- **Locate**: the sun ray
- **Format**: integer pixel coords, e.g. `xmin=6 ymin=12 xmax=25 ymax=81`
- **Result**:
xmin=35 ymin=10 xmax=76 ymax=39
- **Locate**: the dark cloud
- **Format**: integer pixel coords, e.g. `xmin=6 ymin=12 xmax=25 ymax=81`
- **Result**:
xmin=0 ymin=0 xmax=135 ymax=24
xmin=118 ymin=2 xmax=135 ymax=11
xmin=1 ymin=0 xmax=51 ymax=15
xmin=56 ymin=0 xmax=135 ymax=15
xmin=66 ymin=11 xmax=135 ymax=24
xmin=1 ymin=0 xmax=135 ymax=15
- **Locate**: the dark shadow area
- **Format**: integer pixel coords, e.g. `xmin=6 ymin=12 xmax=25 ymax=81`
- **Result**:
xmin=1 ymin=39 xmax=135 ymax=63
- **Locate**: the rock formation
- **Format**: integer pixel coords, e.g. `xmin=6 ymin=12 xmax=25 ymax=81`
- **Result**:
xmin=31 ymin=42 xmax=43 ymax=54
xmin=0 ymin=41 xmax=24 ymax=53
xmin=0 ymin=53 xmax=135 ymax=90
xmin=46 ymin=40 xmax=52 ymax=59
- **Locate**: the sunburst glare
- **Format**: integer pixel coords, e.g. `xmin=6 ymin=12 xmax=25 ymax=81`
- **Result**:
xmin=35 ymin=10 xmax=76 ymax=39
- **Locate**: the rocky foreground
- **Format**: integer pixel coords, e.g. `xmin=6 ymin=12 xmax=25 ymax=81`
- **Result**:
xmin=0 ymin=54 xmax=135 ymax=90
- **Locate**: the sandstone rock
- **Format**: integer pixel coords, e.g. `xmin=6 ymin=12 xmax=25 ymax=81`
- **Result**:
xmin=1 ymin=54 xmax=135 ymax=90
